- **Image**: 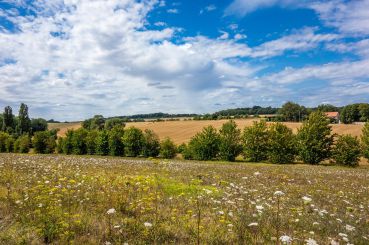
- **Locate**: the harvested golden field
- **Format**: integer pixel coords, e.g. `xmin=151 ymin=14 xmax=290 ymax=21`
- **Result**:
xmin=1 ymin=154 xmax=368 ymax=244
xmin=48 ymin=122 xmax=82 ymax=137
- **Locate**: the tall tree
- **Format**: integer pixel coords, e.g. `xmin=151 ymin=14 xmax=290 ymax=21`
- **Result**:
xmin=2 ymin=106 xmax=14 ymax=132
xmin=219 ymin=120 xmax=242 ymax=162
xmin=18 ymin=103 xmax=31 ymax=135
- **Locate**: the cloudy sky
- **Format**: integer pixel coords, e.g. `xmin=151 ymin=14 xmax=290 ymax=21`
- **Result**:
xmin=0 ymin=0 xmax=369 ymax=121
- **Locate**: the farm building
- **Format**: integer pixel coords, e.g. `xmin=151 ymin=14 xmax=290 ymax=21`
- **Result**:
xmin=324 ymin=111 xmax=340 ymax=123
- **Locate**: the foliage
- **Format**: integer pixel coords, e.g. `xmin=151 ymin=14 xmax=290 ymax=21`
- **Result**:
xmin=218 ymin=120 xmax=242 ymax=162
xmin=31 ymin=118 xmax=48 ymax=133
xmin=160 ymin=137 xmax=177 ymax=159
xmin=17 ymin=103 xmax=31 ymax=135
xmin=62 ymin=130 xmax=74 ymax=155
xmin=0 ymin=132 xmax=10 ymax=152
xmin=71 ymin=128 xmax=88 ymax=155
xmin=267 ymin=123 xmax=296 ymax=164
xmin=340 ymin=103 xmax=369 ymax=123
xmin=296 ymin=111 xmax=334 ymax=164
xmin=278 ymin=101 xmax=308 ymax=122
xmin=2 ymin=106 xmax=14 ymax=132
xmin=95 ymin=130 xmax=109 ymax=156
xmin=123 ymin=127 xmax=144 ymax=157
xmin=5 ymin=136 xmax=15 ymax=153
xmin=142 ymin=129 xmax=160 ymax=157
xmin=187 ymin=126 xmax=220 ymax=160
xmin=332 ymin=135 xmax=361 ymax=167
xmin=14 ymin=135 xmax=30 ymax=153
xmin=316 ymin=104 xmax=339 ymax=112
xmin=86 ymin=130 xmax=98 ymax=155
xmin=361 ymin=122 xmax=369 ymax=160
xmin=82 ymin=115 xmax=105 ymax=130
xmin=105 ymin=118 xmax=126 ymax=130
xmin=108 ymin=126 xmax=125 ymax=156
xmin=242 ymin=121 xmax=269 ymax=162
xmin=32 ymin=131 xmax=57 ymax=154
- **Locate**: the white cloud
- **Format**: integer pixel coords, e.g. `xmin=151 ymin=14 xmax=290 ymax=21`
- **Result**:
xmin=167 ymin=8 xmax=178 ymax=14
xmin=234 ymin=33 xmax=247 ymax=40
xmin=218 ymin=31 xmax=229 ymax=40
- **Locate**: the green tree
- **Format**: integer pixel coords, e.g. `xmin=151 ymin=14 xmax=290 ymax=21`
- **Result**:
xmin=96 ymin=130 xmax=109 ymax=155
xmin=5 ymin=136 xmax=15 ymax=152
xmin=268 ymin=123 xmax=296 ymax=164
xmin=340 ymin=104 xmax=359 ymax=124
xmin=2 ymin=106 xmax=14 ymax=132
xmin=122 ymin=127 xmax=144 ymax=157
xmin=188 ymin=126 xmax=220 ymax=161
xmin=62 ymin=130 xmax=74 ymax=154
xmin=142 ymin=129 xmax=160 ymax=157
xmin=72 ymin=128 xmax=88 ymax=155
xmin=278 ymin=102 xmax=307 ymax=122
xmin=18 ymin=103 xmax=31 ymax=135
xmin=14 ymin=135 xmax=30 ymax=153
xmin=86 ymin=130 xmax=98 ymax=155
xmin=358 ymin=103 xmax=369 ymax=122
xmin=160 ymin=137 xmax=177 ymax=159
xmin=0 ymin=132 xmax=10 ymax=152
xmin=105 ymin=118 xmax=125 ymax=130
xmin=56 ymin=137 xmax=64 ymax=154
xmin=317 ymin=104 xmax=338 ymax=112
xmin=83 ymin=115 xmax=105 ymax=130
xmin=362 ymin=122 xmax=369 ymax=160
xmin=333 ymin=135 xmax=361 ymax=167
xmin=31 ymin=118 xmax=48 ymax=133
xmin=296 ymin=111 xmax=334 ymax=164
xmin=108 ymin=126 xmax=125 ymax=156
xmin=218 ymin=120 xmax=242 ymax=162
xmin=32 ymin=131 xmax=56 ymax=154
xmin=242 ymin=121 xmax=269 ymax=162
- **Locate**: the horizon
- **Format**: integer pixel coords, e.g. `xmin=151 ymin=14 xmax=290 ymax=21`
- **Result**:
xmin=1 ymin=0 xmax=369 ymax=121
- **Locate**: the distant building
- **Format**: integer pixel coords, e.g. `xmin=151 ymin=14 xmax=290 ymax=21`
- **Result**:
xmin=324 ymin=112 xmax=340 ymax=124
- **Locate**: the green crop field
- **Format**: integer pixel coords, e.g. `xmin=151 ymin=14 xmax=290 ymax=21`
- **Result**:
xmin=1 ymin=154 xmax=368 ymax=244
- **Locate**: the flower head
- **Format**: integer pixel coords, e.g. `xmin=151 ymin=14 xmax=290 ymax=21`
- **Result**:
xmin=107 ymin=208 xmax=116 ymax=215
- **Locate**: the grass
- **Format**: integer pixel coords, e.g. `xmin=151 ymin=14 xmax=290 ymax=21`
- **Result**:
xmin=48 ymin=119 xmax=364 ymax=144
xmin=1 ymin=153 xmax=368 ymax=244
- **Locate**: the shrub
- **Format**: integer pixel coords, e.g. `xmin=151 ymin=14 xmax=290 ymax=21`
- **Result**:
xmin=333 ymin=135 xmax=361 ymax=167
xmin=5 ymin=136 xmax=15 ymax=152
xmin=56 ymin=137 xmax=64 ymax=154
xmin=188 ymin=126 xmax=220 ymax=160
xmin=242 ymin=121 xmax=269 ymax=162
xmin=96 ymin=130 xmax=109 ymax=156
xmin=62 ymin=130 xmax=74 ymax=154
xmin=160 ymin=137 xmax=177 ymax=159
xmin=105 ymin=118 xmax=125 ymax=130
xmin=123 ymin=127 xmax=144 ymax=157
xmin=296 ymin=111 xmax=334 ymax=164
xmin=362 ymin=122 xmax=369 ymax=160
xmin=32 ymin=131 xmax=56 ymax=154
xmin=0 ymin=132 xmax=10 ymax=152
xmin=108 ymin=126 xmax=125 ymax=156
xmin=267 ymin=123 xmax=296 ymax=164
xmin=86 ymin=130 xmax=98 ymax=155
xmin=72 ymin=128 xmax=88 ymax=155
xmin=142 ymin=129 xmax=160 ymax=157
xmin=14 ymin=135 xmax=30 ymax=153
xmin=218 ymin=120 xmax=242 ymax=162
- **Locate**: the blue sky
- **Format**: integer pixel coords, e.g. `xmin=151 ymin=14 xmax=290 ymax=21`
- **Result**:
xmin=0 ymin=0 xmax=369 ymax=120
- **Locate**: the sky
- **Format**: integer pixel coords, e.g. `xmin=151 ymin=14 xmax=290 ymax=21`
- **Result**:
xmin=0 ymin=0 xmax=369 ymax=121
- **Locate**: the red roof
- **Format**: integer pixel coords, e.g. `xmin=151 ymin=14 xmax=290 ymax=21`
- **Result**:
xmin=324 ymin=112 xmax=339 ymax=118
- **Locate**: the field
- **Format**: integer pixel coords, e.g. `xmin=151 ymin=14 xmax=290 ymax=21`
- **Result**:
xmin=49 ymin=119 xmax=364 ymax=144
xmin=1 ymin=154 xmax=368 ymax=244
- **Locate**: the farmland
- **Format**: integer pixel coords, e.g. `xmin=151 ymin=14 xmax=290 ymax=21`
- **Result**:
xmin=49 ymin=119 xmax=364 ymax=144
xmin=0 ymin=154 xmax=368 ymax=244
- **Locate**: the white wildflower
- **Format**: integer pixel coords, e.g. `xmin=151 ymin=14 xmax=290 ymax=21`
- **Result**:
xmin=254 ymin=172 xmax=261 ymax=176
xmin=345 ymin=224 xmax=355 ymax=231
xmin=305 ymin=238 xmax=318 ymax=245
xmin=248 ymin=222 xmax=258 ymax=227
xmin=280 ymin=235 xmax=292 ymax=244
xmin=107 ymin=208 xmax=116 ymax=215
xmin=302 ymin=196 xmax=312 ymax=204
xmin=144 ymin=222 xmax=153 ymax=228
xmin=256 ymin=205 xmax=264 ymax=211
xmin=274 ymin=191 xmax=285 ymax=196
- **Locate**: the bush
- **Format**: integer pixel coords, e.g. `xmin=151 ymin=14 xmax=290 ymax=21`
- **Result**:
xmin=242 ymin=121 xmax=269 ymax=162
xmin=95 ymin=130 xmax=109 ymax=156
xmin=218 ymin=120 xmax=242 ymax=162
xmin=108 ymin=126 xmax=125 ymax=156
xmin=14 ymin=135 xmax=30 ymax=153
xmin=333 ymin=135 xmax=361 ymax=167
xmin=62 ymin=130 xmax=74 ymax=154
xmin=123 ymin=127 xmax=144 ymax=157
xmin=160 ymin=137 xmax=177 ymax=159
xmin=142 ymin=129 xmax=160 ymax=157
xmin=5 ymin=136 xmax=15 ymax=152
xmin=57 ymin=137 xmax=64 ymax=154
xmin=72 ymin=128 xmax=88 ymax=155
xmin=296 ymin=111 xmax=334 ymax=164
xmin=32 ymin=131 xmax=56 ymax=154
xmin=267 ymin=123 xmax=296 ymax=164
xmin=0 ymin=132 xmax=10 ymax=152
xmin=187 ymin=126 xmax=220 ymax=160
xmin=362 ymin=122 xmax=369 ymax=160
xmin=105 ymin=118 xmax=125 ymax=130
xmin=86 ymin=130 xmax=98 ymax=155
